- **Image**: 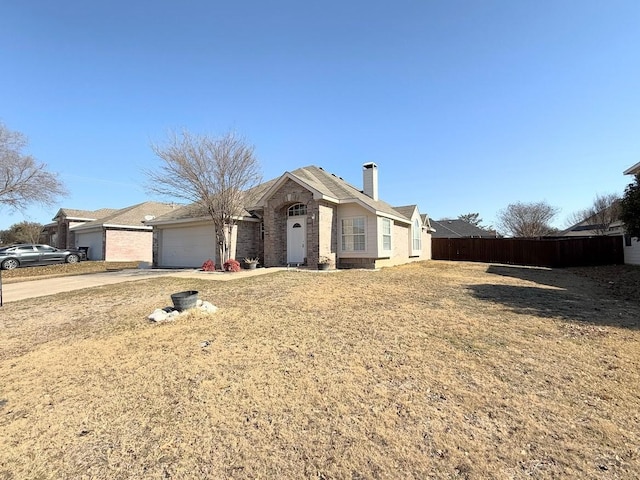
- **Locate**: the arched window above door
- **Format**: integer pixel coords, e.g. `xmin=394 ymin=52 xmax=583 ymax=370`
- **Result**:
xmin=288 ymin=203 xmax=307 ymax=217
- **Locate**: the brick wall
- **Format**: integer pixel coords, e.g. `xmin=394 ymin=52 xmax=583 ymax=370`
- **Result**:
xmin=263 ymin=179 xmax=314 ymax=267
xmin=235 ymin=221 xmax=262 ymax=262
xmin=105 ymin=229 xmax=153 ymax=262
xmin=257 ymin=176 xmax=429 ymax=270
xmin=57 ymin=220 xmax=68 ymax=248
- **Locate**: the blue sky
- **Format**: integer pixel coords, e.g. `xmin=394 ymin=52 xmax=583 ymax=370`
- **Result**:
xmin=1 ymin=1 xmax=639 ymax=232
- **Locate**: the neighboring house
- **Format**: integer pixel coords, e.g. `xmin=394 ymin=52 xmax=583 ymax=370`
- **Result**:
xmin=44 ymin=202 xmax=177 ymax=262
xmin=625 ymin=162 xmax=640 ymax=176
xmin=559 ymin=201 xmax=624 ymax=238
xmin=44 ymin=208 xmax=118 ymax=249
xmin=623 ymin=161 xmax=640 ymax=265
xmin=430 ymin=219 xmax=498 ymax=238
xmin=147 ymin=163 xmax=432 ymax=269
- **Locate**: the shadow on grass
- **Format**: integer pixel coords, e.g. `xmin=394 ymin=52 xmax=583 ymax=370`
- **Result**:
xmin=466 ymin=265 xmax=639 ymax=329
xmin=485 ymin=265 xmax=576 ymax=289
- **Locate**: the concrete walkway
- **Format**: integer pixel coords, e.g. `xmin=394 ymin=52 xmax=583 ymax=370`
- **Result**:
xmin=0 ymin=267 xmax=289 ymax=304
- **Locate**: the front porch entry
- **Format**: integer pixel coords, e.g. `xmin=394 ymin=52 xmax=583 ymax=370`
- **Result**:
xmin=287 ymin=216 xmax=306 ymax=264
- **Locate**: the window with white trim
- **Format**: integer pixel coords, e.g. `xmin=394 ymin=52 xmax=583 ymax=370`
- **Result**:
xmin=342 ymin=217 xmax=366 ymax=251
xmin=382 ymin=218 xmax=392 ymax=250
xmin=412 ymin=219 xmax=421 ymax=251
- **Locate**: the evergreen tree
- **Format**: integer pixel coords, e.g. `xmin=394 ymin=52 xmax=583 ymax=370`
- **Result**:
xmin=620 ymin=174 xmax=640 ymax=238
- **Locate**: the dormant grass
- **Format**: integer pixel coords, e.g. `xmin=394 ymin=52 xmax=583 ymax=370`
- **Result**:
xmin=0 ymin=261 xmax=638 ymax=479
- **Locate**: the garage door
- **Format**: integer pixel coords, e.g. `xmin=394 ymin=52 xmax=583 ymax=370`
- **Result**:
xmin=75 ymin=230 xmax=104 ymax=260
xmin=159 ymin=224 xmax=217 ymax=268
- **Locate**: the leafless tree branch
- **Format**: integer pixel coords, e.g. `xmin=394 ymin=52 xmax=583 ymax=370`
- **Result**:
xmin=497 ymin=201 xmax=559 ymax=237
xmin=565 ymin=193 xmax=621 ymax=235
xmin=145 ymin=129 xmax=261 ymax=264
xmin=0 ymin=123 xmax=67 ymax=212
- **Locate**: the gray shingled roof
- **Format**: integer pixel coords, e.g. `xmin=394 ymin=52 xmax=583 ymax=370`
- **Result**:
xmin=284 ymin=166 xmax=411 ymax=221
xmin=150 ymin=165 xmax=414 ymax=224
xmin=149 ymin=178 xmax=280 ymax=223
xmin=149 ymin=202 xmax=209 ymax=223
xmin=56 ymin=208 xmax=118 ymax=221
xmin=430 ymin=219 xmax=497 ymax=238
xmin=72 ymin=202 xmax=178 ymax=230
xmin=393 ymin=205 xmax=417 ymax=220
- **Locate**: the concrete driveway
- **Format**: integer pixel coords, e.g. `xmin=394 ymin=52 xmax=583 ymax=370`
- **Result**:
xmin=0 ymin=267 xmax=288 ymax=304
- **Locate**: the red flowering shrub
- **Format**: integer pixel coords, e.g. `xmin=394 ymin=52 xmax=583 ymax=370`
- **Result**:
xmin=201 ymin=259 xmax=216 ymax=272
xmin=223 ymin=259 xmax=241 ymax=272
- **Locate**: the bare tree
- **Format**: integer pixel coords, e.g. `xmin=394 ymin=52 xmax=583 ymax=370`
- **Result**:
xmin=564 ymin=208 xmax=592 ymax=228
xmin=0 ymin=122 xmax=67 ymax=212
xmin=496 ymin=201 xmax=559 ymax=237
xmin=565 ymin=193 xmax=621 ymax=235
xmin=145 ymin=129 xmax=261 ymax=265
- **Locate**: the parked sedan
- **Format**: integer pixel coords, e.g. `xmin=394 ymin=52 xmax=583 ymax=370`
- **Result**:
xmin=0 ymin=244 xmax=87 ymax=270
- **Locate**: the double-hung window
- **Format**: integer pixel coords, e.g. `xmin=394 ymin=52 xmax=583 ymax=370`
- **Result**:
xmin=382 ymin=218 xmax=392 ymax=251
xmin=342 ymin=217 xmax=365 ymax=251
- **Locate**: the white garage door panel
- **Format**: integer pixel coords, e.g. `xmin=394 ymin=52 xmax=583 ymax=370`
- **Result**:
xmin=160 ymin=225 xmax=217 ymax=267
xmin=75 ymin=231 xmax=104 ymax=260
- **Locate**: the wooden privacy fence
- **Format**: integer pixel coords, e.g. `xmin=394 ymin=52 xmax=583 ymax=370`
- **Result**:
xmin=432 ymin=236 xmax=624 ymax=268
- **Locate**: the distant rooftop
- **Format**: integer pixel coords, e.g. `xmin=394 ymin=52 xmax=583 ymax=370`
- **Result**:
xmin=430 ymin=219 xmax=497 ymax=238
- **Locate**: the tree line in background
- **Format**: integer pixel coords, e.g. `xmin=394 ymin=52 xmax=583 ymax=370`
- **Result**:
xmin=465 ymin=190 xmax=631 ymax=238
xmin=0 ymin=221 xmax=44 ymax=245
xmin=495 ymin=196 xmax=621 ymax=238
xmin=2 ymin=120 xmax=640 ymax=246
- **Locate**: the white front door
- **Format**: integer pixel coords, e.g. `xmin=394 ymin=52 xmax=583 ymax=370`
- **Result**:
xmin=287 ymin=217 xmax=306 ymax=264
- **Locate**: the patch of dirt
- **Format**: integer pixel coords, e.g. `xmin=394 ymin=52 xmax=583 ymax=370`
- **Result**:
xmin=568 ymin=264 xmax=640 ymax=305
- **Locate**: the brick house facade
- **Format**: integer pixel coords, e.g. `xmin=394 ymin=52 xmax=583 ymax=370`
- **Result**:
xmin=43 ymin=203 xmax=176 ymax=262
xmin=149 ymin=164 xmax=432 ymax=269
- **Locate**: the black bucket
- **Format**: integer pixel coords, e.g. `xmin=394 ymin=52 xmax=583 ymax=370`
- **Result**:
xmin=171 ymin=290 xmax=199 ymax=311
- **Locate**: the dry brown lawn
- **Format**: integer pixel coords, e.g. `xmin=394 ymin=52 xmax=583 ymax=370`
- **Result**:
xmin=1 ymin=261 xmax=639 ymax=479
xmin=1 ymin=261 xmax=140 ymax=283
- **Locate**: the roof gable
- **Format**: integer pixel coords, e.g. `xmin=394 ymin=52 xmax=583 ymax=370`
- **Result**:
xmin=393 ymin=205 xmax=418 ymax=221
xmin=254 ymin=166 xmax=412 ymax=223
xmin=53 ymin=208 xmax=118 ymax=222
xmin=251 ymin=170 xmax=336 ymax=208
xmin=73 ymin=202 xmax=178 ymax=230
xmin=147 ymin=165 xmax=423 ymax=226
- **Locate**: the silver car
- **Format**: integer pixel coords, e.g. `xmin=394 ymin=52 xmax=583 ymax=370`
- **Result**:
xmin=0 ymin=244 xmax=87 ymax=270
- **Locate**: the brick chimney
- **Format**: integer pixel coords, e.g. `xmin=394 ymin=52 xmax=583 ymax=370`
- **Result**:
xmin=362 ymin=162 xmax=378 ymax=200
